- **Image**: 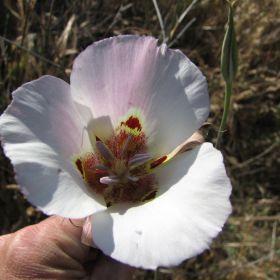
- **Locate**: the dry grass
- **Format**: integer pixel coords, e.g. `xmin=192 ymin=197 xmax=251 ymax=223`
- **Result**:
xmin=0 ymin=0 xmax=280 ymax=279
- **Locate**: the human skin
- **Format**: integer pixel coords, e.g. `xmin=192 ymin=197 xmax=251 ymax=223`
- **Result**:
xmin=0 ymin=216 xmax=136 ymax=279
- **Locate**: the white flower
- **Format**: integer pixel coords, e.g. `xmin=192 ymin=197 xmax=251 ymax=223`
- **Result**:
xmin=0 ymin=35 xmax=232 ymax=269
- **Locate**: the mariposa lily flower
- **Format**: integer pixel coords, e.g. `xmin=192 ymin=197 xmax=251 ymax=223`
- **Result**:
xmin=0 ymin=35 xmax=232 ymax=269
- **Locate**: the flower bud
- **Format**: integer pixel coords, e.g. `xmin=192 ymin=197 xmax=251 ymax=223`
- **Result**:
xmin=221 ymin=1 xmax=239 ymax=83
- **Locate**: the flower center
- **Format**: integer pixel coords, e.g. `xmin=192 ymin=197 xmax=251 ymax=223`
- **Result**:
xmin=91 ymin=133 xmax=153 ymax=185
xmin=75 ymin=126 xmax=159 ymax=207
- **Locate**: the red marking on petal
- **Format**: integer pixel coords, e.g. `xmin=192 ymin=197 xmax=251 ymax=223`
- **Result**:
xmin=75 ymin=159 xmax=84 ymax=176
xmin=121 ymin=116 xmax=142 ymax=131
xmin=142 ymin=189 xmax=158 ymax=202
xmin=150 ymin=156 xmax=167 ymax=169
xmin=106 ymin=201 xmax=114 ymax=207
xmin=96 ymin=136 xmax=101 ymax=142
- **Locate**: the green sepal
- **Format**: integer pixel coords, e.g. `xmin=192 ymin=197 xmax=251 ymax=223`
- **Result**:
xmin=221 ymin=1 xmax=239 ymax=83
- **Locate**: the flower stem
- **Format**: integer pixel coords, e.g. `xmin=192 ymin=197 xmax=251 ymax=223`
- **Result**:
xmin=215 ymin=81 xmax=232 ymax=149
xmin=154 ymin=267 xmax=160 ymax=280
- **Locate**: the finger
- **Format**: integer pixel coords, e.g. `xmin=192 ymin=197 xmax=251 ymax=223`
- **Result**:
xmin=41 ymin=216 xmax=90 ymax=262
xmin=0 ymin=233 xmax=11 ymax=245
xmin=0 ymin=216 xmax=90 ymax=279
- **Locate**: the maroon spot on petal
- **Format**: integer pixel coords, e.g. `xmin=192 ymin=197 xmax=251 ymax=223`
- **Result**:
xmin=75 ymin=159 xmax=84 ymax=176
xmin=142 ymin=189 xmax=158 ymax=202
xmin=150 ymin=156 xmax=167 ymax=169
xmin=57 ymin=169 xmax=62 ymax=173
xmin=106 ymin=201 xmax=113 ymax=207
xmin=121 ymin=116 xmax=142 ymax=131
xmin=95 ymin=136 xmax=101 ymax=142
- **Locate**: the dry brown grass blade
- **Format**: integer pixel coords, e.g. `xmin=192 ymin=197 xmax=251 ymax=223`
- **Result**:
xmin=4 ymin=0 xmax=21 ymax=19
xmin=57 ymin=14 xmax=76 ymax=57
xmin=159 ymin=248 xmax=280 ymax=277
xmin=0 ymin=35 xmax=60 ymax=67
xmin=169 ymin=0 xmax=197 ymax=41
xmin=46 ymin=0 xmax=55 ymax=30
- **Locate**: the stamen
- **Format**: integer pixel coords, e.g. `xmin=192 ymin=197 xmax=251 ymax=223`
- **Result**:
xmin=96 ymin=141 xmax=113 ymax=161
xmin=128 ymin=153 xmax=153 ymax=167
xmin=121 ymin=133 xmax=133 ymax=158
xmin=125 ymin=174 xmax=139 ymax=182
xmin=100 ymin=176 xmax=120 ymax=185
xmin=91 ymin=165 xmax=111 ymax=172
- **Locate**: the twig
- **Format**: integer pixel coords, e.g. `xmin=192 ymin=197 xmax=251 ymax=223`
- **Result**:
xmin=270 ymin=220 xmax=277 ymax=261
xmin=236 ymin=166 xmax=266 ymax=177
xmin=0 ymin=35 xmax=60 ymax=67
xmin=144 ymin=0 xmax=152 ymax=35
xmin=240 ymin=219 xmax=255 ymax=255
xmin=46 ymin=0 xmax=55 ymax=30
xmin=152 ymin=0 xmax=166 ymax=42
xmin=0 ymin=165 xmax=15 ymax=174
xmin=21 ymin=1 xmax=29 ymax=48
xmin=212 ymin=242 xmax=260 ymax=248
xmin=229 ymin=142 xmax=279 ymax=170
xmin=229 ymin=215 xmax=280 ymax=222
xmin=103 ymin=3 xmax=133 ymax=38
xmin=23 ymin=0 xmax=47 ymax=31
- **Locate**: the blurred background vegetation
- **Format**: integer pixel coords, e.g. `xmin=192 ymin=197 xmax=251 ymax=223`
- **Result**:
xmin=0 ymin=0 xmax=280 ymax=279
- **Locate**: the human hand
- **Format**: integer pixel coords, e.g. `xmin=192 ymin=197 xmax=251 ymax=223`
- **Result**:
xmin=0 ymin=216 xmax=136 ymax=279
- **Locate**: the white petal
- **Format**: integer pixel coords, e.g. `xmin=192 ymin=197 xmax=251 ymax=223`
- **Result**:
xmin=70 ymin=35 xmax=209 ymax=157
xmin=91 ymin=143 xmax=232 ymax=269
xmin=0 ymin=76 xmax=106 ymax=218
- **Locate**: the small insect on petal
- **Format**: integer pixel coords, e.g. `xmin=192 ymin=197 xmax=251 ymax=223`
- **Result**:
xmin=100 ymin=176 xmax=120 ymax=185
xmin=96 ymin=141 xmax=113 ymax=161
